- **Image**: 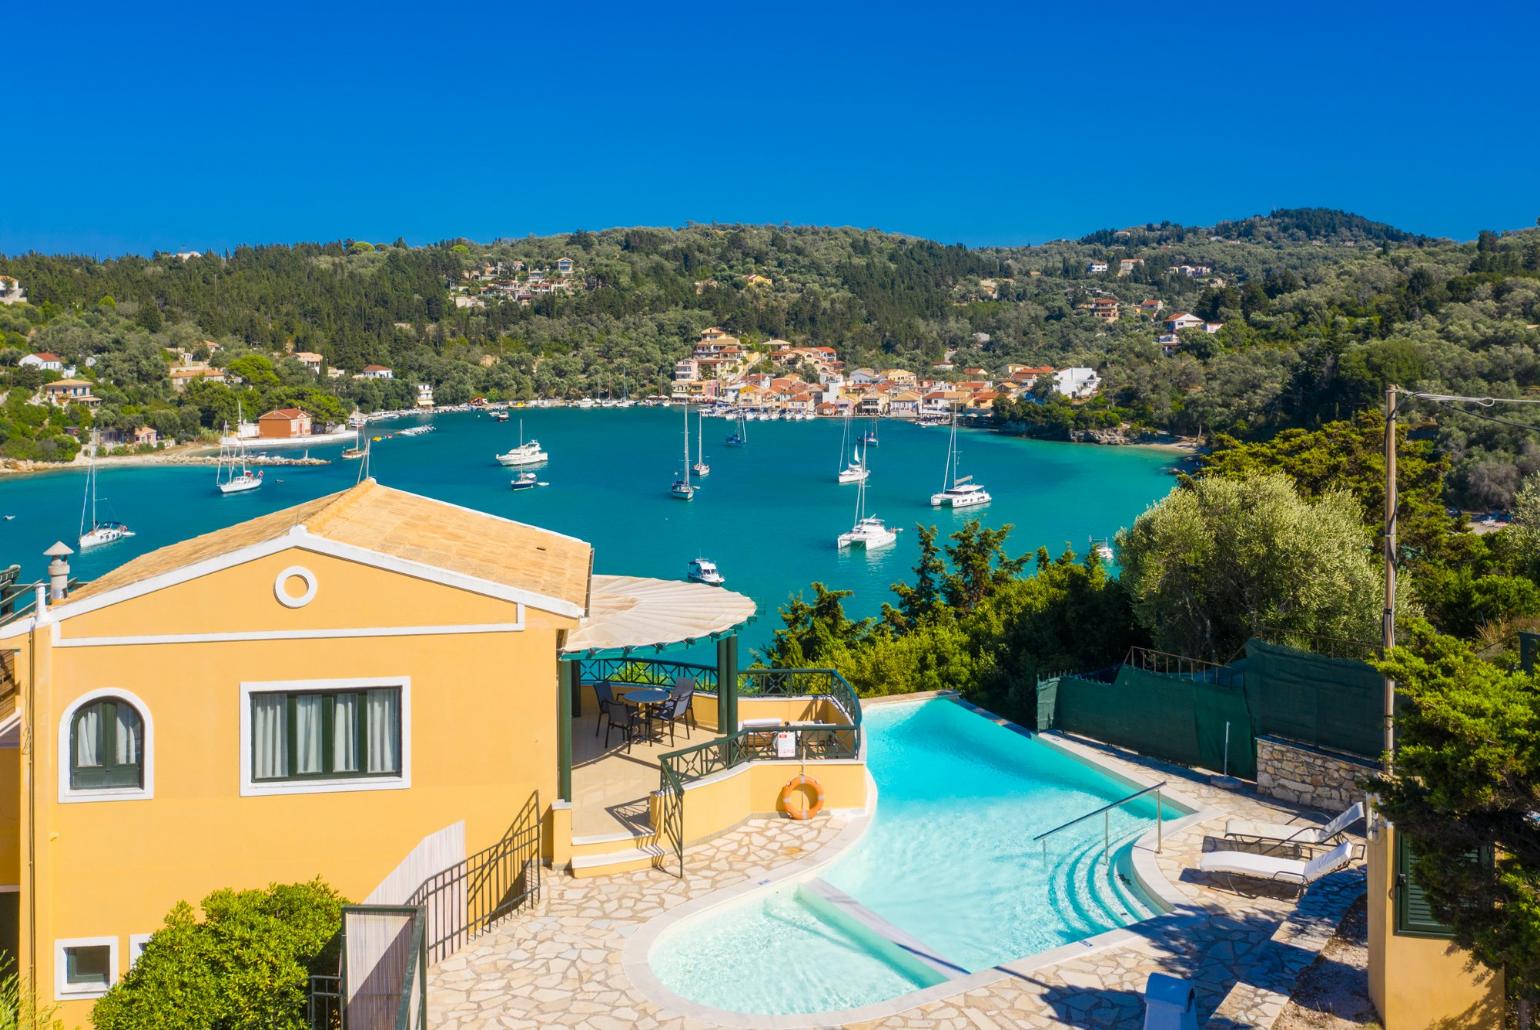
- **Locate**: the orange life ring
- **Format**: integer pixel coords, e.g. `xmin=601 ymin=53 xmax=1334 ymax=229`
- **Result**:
xmin=780 ymin=774 xmax=825 ymax=820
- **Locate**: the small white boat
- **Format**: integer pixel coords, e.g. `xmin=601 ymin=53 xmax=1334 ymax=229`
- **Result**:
xmin=671 ymin=403 xmax=695 ymax=500
xmin=79 ymin=435 xmax=134 ymax=550
xmin=836 ymin=413 xmax=869 ymax=484
xmin=930 ymin=409 xmax=991 ymax=508
xmin=1091 ymin=538 xmax=1115 ymax=563
xmin=688 ymin=557 xmax=725 ymax=586
xmin=399 ymin=424 xmax=435 ymax=437
xmin=861 ymin=419 xmax=880 ymax=447
xmin=496 ymin=420 xmax=549 ymax=467
xmin=692 ymin=410 xmax=711 ymax=477
xmin=217 ymin=405 xmax=264 ymax=495
xmin=511 ymin=472 xmax=539 ymax=491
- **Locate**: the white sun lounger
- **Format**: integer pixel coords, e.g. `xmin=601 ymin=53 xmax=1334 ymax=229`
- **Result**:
xmin=1223 ymin=801 xmax=1364 ymax=850
xmin=1199 ymin=840 xmax=1356 ymax=896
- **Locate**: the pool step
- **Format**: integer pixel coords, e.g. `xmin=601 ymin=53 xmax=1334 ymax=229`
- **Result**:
xmin=796 ymin=878 xmax=969 ymax=984
xmin=570 ymin=841 xmax=669 ymax=877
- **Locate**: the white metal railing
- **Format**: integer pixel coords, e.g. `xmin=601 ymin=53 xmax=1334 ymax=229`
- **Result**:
xmin=1033 ymin=781 xmax=1166 ymax=863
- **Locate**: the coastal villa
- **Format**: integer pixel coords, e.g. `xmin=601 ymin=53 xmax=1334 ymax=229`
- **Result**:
xmin=1164 ymin=312 xmax=1205 ymax=333
xmin=1138 ymin=298 xmax=1165 ymax=317
xmin=673 ymin=358 xmax=700 ymax=382
xmin=847 ymin=368 xmax=881 ymax=386
xmin=20 ymin=352 xmax=64 ymax=372
xmin=416 ymin=384 xmax=434 ymax=409
xmin=556 ymin=257 xmax=574 ymax=274
xmin=0 ymin=480 xmax=866 ymax=1026
xmin=1159 ymin=333 xmax=1183 ymax=355
xmin=876 ymin=368 xmax=917 ymax=387
xmin=888 ymin=391 xmax=921 ymax=417
xmin=1118 ymin=258 xmax=1142 ymax=276
xmin=257 ymin=407 xmax=314 ymax=439
xmin=39 ymin=380 xmax=99 ymax=408
xmin=1086 ymin=260 xmax=1109 ymax=274
xmin=0 ymin=275 xmax=25 ymax=305
xmin=357 ymin=365 xmax=394 ymax=380
xmin=293 ymin=351 xmax=324 ymax=374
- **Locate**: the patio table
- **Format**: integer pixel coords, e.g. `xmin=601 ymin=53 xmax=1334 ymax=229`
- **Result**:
xmin=618 ymin=688 xmax=670 ymax=750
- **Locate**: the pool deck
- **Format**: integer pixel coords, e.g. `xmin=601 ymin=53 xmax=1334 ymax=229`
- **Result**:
xmin=429 ymin=725 xmax=1365 ymax=1029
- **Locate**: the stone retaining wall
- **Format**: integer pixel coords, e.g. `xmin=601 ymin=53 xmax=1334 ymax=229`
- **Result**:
xmin=1255 ymin=735 xmax=1376 ymax=811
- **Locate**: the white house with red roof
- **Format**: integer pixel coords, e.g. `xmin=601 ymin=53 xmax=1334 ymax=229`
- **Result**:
xmin=20 ymin=352 xmax=65 ymax=372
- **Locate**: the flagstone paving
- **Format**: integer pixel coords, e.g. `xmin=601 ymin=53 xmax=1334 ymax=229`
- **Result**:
xmin=429 ymin=732 xmax=1366 ymax=1029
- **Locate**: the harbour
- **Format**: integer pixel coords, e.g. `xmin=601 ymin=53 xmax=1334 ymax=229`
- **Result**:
xmin=0 ymin=406 xmax=1174 ymax=657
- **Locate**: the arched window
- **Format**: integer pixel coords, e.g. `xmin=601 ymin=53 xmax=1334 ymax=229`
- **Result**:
xmin=69 ymin=698 xmax=143 ymax=790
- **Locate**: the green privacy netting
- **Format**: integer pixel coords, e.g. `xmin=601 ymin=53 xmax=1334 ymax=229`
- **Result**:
xmin=1035 ymin=638 xmax=1382 ymax=779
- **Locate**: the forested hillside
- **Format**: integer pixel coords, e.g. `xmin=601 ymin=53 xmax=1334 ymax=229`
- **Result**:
xmin=4 ymin=213 xmax=1540 ymax=505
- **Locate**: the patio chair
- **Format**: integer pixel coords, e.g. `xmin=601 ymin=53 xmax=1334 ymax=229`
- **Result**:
xmin=1223 ymin=801 xmax=1364 ymax=853
xmin=656 ymin=678 xmax=697 ymax=745
xmin=592 ymin=682 xmax=618 ymax=739
xmin=1198 ymin=840 xmax=1357 ymax=898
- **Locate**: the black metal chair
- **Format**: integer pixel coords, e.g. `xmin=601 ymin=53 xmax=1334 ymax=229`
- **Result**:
xmin=657 ymin=679 xmax=697 ymax=745
xmin=592 ymin=682 xmax=618 ymax=739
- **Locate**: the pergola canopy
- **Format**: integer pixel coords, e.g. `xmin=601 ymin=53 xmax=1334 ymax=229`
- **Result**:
xmin=561 ymin=575 xmax=756 ymax=655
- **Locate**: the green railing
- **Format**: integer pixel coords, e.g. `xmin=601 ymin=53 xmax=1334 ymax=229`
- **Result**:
xmin=576 ymin=656 xmax=717 ymax=692
xmin=739 ymin=667 xmax=862 ymax=728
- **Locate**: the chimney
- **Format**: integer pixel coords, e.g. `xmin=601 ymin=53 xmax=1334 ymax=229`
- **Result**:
xmin=44 ymin=541 xmax=74 ymax=602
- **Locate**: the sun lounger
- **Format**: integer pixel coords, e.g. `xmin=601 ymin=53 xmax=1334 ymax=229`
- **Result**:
xmin=1199 ymin=840 xmax=1356 ymax=896
xmin=1223 ymin=801 xmax=1364 ymax=851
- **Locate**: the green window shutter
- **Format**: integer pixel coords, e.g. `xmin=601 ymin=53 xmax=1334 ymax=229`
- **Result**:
xmin=1395 ymin=835 xmax=1456 ymax=939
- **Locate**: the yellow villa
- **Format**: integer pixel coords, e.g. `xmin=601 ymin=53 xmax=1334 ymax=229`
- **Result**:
xmin=0 ymin=479 xmax=866 ymax=1026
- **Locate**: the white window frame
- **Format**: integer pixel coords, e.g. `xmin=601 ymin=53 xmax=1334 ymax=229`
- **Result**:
xmin=58 ymin=689 xmax=154 ymax=804
xmin=238 ymin=677 xmax=411 ymax=797
xmin=128 ymin=933 xmax=153 ymax=967
xmin=55 ymin=936 xmax=118 ymax=1000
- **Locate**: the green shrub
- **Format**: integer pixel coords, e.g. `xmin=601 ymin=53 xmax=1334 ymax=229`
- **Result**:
xmin=0 ymin=958 xmax=62 ymax=1029
xmin=92 ymin=879 xmax=344 ymax=1030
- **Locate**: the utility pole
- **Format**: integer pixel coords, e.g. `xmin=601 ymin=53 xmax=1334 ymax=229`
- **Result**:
xmin=1382 ymin=385 xmax=1398 ymax=766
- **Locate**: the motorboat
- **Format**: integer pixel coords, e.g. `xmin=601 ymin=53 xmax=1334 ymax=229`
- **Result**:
xmin=688 ymin=557 xmax=725 ymax=586
xmin=496 ymin=420 xmax=549 ymax=467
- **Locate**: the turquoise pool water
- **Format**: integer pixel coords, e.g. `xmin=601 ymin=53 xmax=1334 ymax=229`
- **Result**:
xmin=649 ymin=698 xmax=1186 ymax=1016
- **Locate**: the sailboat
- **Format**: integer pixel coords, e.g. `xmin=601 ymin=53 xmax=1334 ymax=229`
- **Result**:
xmin=837 ymin=445 xmax=896 ymax=549
xmin=724 ymin=411 xmax=748 ymax=447
xmin=216 ymin=403 xmax=263 ymax=495
xmin=692 ymin=410 xmax=711 ymax=477
xmin=79 ymin=433 xmax=134 ymax=550
xmin=670 ymin=403 xmax=696 ymax=499
xmin=836 ymin=412 xmax=868 ymax=484
xmin=861 ymin=419 xmax=880 ymax=447
xmin=341 ymin=427 xmax=366 ymax=460
xmin=930 ymin=407 xmax=991 ymax=508
xmin=495 ymin=419 xmax=549 ymax=467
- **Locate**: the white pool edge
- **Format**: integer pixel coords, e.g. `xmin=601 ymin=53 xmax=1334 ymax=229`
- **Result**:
xmin=621 ymin=694 xmax=1221 ymax=1029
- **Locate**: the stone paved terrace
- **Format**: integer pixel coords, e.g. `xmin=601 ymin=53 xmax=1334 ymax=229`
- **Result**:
xmin=429 ymin=727 xmax=1366 ymax=1029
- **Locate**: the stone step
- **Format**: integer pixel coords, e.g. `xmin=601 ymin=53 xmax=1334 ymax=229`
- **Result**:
xmin=569 ymin=843 xmax=669 ymax=878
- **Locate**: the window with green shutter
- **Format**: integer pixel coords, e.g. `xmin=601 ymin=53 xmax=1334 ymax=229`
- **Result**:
xmin=1395 ymin=835 xmax=1456 ymax=938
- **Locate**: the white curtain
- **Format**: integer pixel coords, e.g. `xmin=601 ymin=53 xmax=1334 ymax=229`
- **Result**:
xmin=115 ymin=705 xmax=141 ymax=765
xmin=295 ymin=695 xmax=324 ymax=775
xmin=333 ymin=693 xmax=359 ymax=773
xmin=74 ymin=705 xmax=101 ymax=768
xmin=365 ymin=689 xmax=399 ymax=774
xmin=252 ymin=694 xmax=287 ymax=779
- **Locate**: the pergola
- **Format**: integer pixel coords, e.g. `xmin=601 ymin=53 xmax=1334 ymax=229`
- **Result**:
xmin=554 ymin=575 xmax=756 ymax=804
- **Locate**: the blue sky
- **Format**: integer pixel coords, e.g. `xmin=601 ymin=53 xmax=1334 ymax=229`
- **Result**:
xmin=6 ymin=0 xmax=1537 ymax=255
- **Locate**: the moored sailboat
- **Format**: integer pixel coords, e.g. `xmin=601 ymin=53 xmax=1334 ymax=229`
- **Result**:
xmin=692 ymin=410 xmax=711 ymax=477
xmin=836 ymin=412 xmax=868 ymax=484
xmin=79 ymin=433 xmax=134 ymax=550
xmin=216 ymin=403 xmax=263 ymax=495
xmin=670 ymin=403 xmax=696 ymax=500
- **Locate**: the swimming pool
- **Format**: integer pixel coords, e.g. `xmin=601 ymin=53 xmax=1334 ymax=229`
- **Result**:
xmin=647 ymin=697 xmax=1187 ymax=1017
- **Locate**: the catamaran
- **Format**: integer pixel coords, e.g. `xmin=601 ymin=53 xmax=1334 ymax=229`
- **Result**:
xmin=216 ymin=405 xmax=263 ymax=495
xmin=930 ymin=408 xmax=991 ymax=508
xmin=79 ymin=434 xmax=134 ymax=550
xmin=495 ymin=420 xmax=549 ymax=467
xmin=692 ymin=410 xmax=711 ymax=477
xmin=670 ymin=403 xmax=696 ymax=499
xmin=687 ymin=557 xmax=725 ymax=586
xmin=836 ymin=413 xmax=869 ymax=484
xmin=837 ymin=445 xmax=896 ymax=549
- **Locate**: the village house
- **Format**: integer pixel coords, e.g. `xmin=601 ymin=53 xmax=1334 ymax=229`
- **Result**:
xmin=257 ymin=407 xmax=314 ymax=439
xmin=169 ymin=367 xmax=227 ymax=392
xmin=1204 ymin=321 xmax=1225 ymax=334
xmin=1138 ymin=298 xmax=1165 ymax=317
xmin=673 ymin=358 xmax=700 ymax=382
xmin=876 ymin=368 xmax=917 ymax=387
xmin=1087 ymin=296 xmax=1120 ymax=323
xmin=416 ymin=384 xmax=434 ymax=409
xmin=134 ymin=426 xmax=160 ymax=447
xmin=1054 ymin=367 xmax=1102 ymax=399
xmin=20 ymin=352 xmax=64 ymax=373
xmin=40 ymin=379 xmax=99 ymax=407
xmin=847 ymin=368 xmax=882 ymax=386
xmin=1172 ymin=264 xmax=1213 ymax=278
xmin=293 ymin=352 xmax=324 ymax=374
xmin=888 ymin=391 xmax=921 ymax=417
xmin=763 ymin=338 xmax=794 ymax=353
xmin=356 ymin=365 xmax=394 ymax=380
xmin=1086 ymin=261 xmax=1109 ymax=274
xmin=0 ymin=275 xmax=25 ymax=305
xmin=1164 ymin=312 xmax=1205 ymax=333
xmin=1158 ymin=333 xmax=1183 ymax=355
xmin=743 ymin=273 xmax=772 ymax=288
xmin=556 ymin=257 xmax=574 ymax=275
xmin=1117 ymin=258 xmax=1142 ymax=276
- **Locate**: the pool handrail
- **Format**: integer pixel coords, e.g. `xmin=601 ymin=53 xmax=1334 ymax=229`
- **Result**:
xmin=1033 ymin=781 xmax=1167 ymax=862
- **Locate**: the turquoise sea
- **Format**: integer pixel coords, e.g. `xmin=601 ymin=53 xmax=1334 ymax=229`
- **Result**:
xmin=0 ymin=408 xmax=1175 ymax=658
